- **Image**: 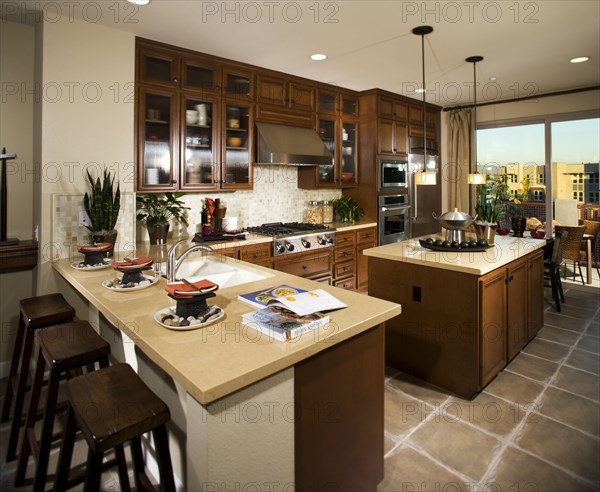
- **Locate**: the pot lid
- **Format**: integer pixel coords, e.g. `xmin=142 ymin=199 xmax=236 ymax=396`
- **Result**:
xmin=437 ymin=208 xmax=473 ymax=221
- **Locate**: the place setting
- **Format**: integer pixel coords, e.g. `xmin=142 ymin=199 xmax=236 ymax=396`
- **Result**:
xmin=71 ymin=243 xmax=113 ymax=270
xmin=155 ymin=278 xmax=223 ymax=330
xmin=102 ymin=257 xmax=159 ymax=291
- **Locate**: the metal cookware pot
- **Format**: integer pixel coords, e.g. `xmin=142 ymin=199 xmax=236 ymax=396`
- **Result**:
xmin=432 ymin=208 xmax=476 ymax=243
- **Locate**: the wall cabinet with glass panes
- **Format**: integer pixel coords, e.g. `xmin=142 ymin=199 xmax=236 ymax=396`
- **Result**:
xmin=136 ymin=38 xmax=253 ymax=191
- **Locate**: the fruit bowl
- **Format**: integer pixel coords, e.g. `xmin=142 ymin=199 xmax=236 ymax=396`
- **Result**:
xmin=341 ymin=172 xmax=354 ymax=182
xmin=496 ymin=227 xmax=510 ymax=235
xmin=530 ymin=230 xmax=546 ymax=239
xmin=226 ymin=136 xmax=242 ymax=147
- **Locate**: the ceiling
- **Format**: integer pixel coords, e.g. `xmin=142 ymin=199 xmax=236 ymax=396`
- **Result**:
xmin=12 ymin=0 xmax=600 ymax=106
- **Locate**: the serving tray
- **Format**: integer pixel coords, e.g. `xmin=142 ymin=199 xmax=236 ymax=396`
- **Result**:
xmin=419 ymin=239 xmax=494 ymax=252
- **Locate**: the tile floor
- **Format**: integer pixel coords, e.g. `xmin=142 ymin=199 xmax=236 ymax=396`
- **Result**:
xmin=1 ymin=285 xmax=598 ymax=491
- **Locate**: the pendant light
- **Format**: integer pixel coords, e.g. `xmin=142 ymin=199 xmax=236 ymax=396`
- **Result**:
xmin=413 ymin=25 xmax=437 ymax=186
xmin=466 ymin=55 xmax=485 ymax=185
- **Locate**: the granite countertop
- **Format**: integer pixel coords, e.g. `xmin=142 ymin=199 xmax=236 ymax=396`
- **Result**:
xmin=53 ymin=252 xmax=400 ymax=405
xmin=363 ymin=233 xmax=546 ymax=276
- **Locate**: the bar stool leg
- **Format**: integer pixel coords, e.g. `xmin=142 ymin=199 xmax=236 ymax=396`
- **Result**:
xmin=84 ymin=448 xmax=104 ymax=492
xmin=115 ymin=444 xmax=132 ymax=492
xmin=130 ymin=436 xmax=146 ymax=491
xmin=153 ymin=425 xmax=176 ymax=492
xmin=54 ymin=406 xmax=78 ymax=492
xmin=15 ymin=348 xmax=46 ymax=484
xmin=6 ymin=326 xmax=35 ymax=461
xmin=1 ymin=316 xmax=25 ymax=422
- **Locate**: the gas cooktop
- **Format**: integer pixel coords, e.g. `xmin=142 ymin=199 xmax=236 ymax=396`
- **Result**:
xmin=245 ymin=222 xmax=335 ymax=238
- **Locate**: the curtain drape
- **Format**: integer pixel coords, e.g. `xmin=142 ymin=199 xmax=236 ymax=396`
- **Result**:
xmin=447 ymin=109 xmax=473 ymax=214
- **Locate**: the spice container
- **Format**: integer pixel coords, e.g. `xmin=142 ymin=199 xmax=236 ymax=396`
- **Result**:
xmin=321 ymin=200 xmax=333 ymax=223
xmin=306 ymin=200 xmax=323 ymax=224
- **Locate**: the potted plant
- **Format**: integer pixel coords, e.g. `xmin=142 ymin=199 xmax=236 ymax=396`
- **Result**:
xmin=136 ymin=192 xmax=190 ymax=244
xmin=331 ymin=195 xmax=365 ymax=223
xmin=84 ymin=168 xmax=120 ymax=252
xmin=508 ymin=176 xmax=531 ymax=237
xmin=473 ymin=175 xmax=506 ymax=245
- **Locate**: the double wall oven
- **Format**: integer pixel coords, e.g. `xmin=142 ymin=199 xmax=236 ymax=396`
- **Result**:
xmin=378 ymin=195 xmax=410 ymax=245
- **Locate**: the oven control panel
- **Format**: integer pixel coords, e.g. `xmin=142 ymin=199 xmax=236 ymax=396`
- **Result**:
xmin=273 ymin=232 xmax=335 ymax=257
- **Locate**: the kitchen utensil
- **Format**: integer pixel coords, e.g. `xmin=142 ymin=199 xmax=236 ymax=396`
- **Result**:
xmin=432 ymin=208 xmax=475 ymax=242
xmin=227 ymin=136 xmax=242 ymax=147
xmin=341 ymin=172 xmax=354 ymax=182
xmin=186 ymin=110 xmax=198 ymax=124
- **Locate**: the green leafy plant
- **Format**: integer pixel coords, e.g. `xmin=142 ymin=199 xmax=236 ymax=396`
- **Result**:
xmin=83 ymin=168 xmax=120 ymax=233
xmin=331 ymin=195 xmax=364 ymax=223
xmin=136 ymin=192 xmax=190 ymax=227
xmin=475 ymin=174 xmax=508 ymax=225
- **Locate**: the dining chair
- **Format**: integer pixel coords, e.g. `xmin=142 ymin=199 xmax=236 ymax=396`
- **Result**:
xmin=544 ymin=230 xmax=567 ymax=312
xmin=555 ymin=225 xmax=586 ymax=285
xmin=581 ymin=220 xmax=600 ymax=279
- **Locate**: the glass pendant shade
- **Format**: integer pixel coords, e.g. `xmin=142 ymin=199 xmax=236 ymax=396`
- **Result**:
xmin=467 ymin=172 xmax=486 ymax=185
xmin=415 ymin=171 xmax=437 ymax=185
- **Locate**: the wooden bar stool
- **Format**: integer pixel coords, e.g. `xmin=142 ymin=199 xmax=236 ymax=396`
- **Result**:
xmin=15 ymin=320 xmax=110 ymax=492
xmin=2 ymin=293 xmax=75 ymax=462
xmin=55 ymin=363 xmax=176 ymax=492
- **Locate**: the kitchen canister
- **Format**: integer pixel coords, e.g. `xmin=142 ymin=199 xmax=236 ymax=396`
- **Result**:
xmin=306 ymin=201 xmax=323 ymax=224
xmin=321 ymin=200 xmax=333 ymax=223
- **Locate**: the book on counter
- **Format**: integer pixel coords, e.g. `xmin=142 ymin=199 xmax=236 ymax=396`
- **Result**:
xmin=242 ymin=307 xmax=330 ymax=342
xmin=238 ymin=285 xmax=346 ymax=316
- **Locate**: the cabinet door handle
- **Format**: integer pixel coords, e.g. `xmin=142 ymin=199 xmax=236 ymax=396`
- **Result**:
xmin=302 ymin=265 xmax=307 ymax=271
xmin=173 ymin=77 xmax=179 ymax=83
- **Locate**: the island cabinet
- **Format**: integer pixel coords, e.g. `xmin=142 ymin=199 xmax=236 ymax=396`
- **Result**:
xmin=332 ymin=226 xmax=376 ymax=292
xmin=367 ymin=245 xmax=544 ymax=399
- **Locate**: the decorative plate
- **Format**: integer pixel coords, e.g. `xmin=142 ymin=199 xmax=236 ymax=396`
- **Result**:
xmin=154 ymin=305 xmax=225 ymax=331
xmin=71 ymin=259 xmax=113 ymax=270
xmin=102 ymin=275 xmax=159 ymax=292
xmin=76 ymin=243 xmax=112 ymax=253
xmin=419 ymin=239 xmax=494 ymax=252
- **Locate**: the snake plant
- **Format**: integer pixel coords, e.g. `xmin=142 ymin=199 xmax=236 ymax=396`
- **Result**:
xmin=83 ymin=169 xmax=120 ymax=232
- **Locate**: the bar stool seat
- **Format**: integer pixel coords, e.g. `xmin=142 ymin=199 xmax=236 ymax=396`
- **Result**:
xmin=15 ymin=320 xmax=110 ymax=492
xmin=2 ymin=293 xmax=75 ymax=462
xmin=55 ymin=363 xmax=175 ymax=492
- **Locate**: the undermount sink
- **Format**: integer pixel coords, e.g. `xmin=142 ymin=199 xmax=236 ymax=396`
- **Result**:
xmin=163 ymin=257 xmax=271 ymax=289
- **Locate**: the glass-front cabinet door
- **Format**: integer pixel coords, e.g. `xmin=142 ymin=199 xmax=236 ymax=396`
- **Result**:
xmin=182 ymin=57 xmax=220 ymax=94
xmin=181 ymin=95 xmax=217 ymax=190
xmin=138 ymin=48 xmax=180 ymax=88
xmin=222 ymin=102 xmax=252 ymax=189
xmin=222 ymin=66 xmax=253 ymax=100
xmin=138 ymin=87 xmax=177 ymax=190
xmin=317 ymin=117 xmax=336 ymax=186
xmin=340 ymin=120 xmax=357 ymax=186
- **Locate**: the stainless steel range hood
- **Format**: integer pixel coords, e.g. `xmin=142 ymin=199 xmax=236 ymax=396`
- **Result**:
xmin=255 ymin=122 xmax=333 ymax=166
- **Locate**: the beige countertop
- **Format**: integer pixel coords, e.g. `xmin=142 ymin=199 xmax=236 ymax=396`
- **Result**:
xmin=53 ymin=248 xmax=400 ymax=405
xmin=364 ymin=233 xmax=546 ymax=276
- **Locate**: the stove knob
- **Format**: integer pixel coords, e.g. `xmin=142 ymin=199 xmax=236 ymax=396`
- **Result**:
xmin=317 ymin=235 xmax=327 ymax=246
xmin=285 ymin=241 xmax=295 ymax=252
xmin=276 ymin=243 xmax=286 ymax=254
xmin=301 ymin=238 xmax=311 ymax=248
xmin=325 ymin=235 xmax=334 ymax=245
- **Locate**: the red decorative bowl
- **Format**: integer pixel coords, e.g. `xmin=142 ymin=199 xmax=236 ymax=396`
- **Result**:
xmin=496 ymin=227 xmax=510 ymax=236
xmin=530 ymin=230 xmax=546 ymax=239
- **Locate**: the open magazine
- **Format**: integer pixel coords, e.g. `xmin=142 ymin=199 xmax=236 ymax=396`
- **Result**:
xmin=239 ymin=286 xmax=347 ymax=316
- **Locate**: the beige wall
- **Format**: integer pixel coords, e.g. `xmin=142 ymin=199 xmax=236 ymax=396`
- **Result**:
xmin=0 ymin=21 xmax=35 ymax=374
xmin=35 ymin=15 xmax=135 ymax=308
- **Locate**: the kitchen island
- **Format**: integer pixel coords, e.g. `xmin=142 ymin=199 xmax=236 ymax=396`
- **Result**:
xmin=364 ymin=234 xmax=546 ymax=399
xmin=52 ymin=246 xmax=400 ymax=491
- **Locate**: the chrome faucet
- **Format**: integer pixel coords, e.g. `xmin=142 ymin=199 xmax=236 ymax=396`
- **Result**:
xmin=166 ymin=239 xmax=213 ymax=282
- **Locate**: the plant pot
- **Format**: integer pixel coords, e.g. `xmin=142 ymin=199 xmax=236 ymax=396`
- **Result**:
xmin=474 ymin=222 xmax=497 ymax=246
xmin=89 ymin=229 xmax=118 ymax=257
xmin=148 ymin=223 xmax=170 ymax=245
xmin=511 ymin=217 xmax=527 ymax=237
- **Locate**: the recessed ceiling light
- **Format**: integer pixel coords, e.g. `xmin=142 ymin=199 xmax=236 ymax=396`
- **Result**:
xmin=128 ymin=0 xmax=150 ymax=5
xmin=310 ymin=54 xmax=327 ymax=61
xmin=489 ymin=76 xmax=497 ymax=81
xmin=570 ymin=56 xmax=590 ymax=63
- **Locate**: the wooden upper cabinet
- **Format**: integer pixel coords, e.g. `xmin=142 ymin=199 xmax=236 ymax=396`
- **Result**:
xmin=379 ymin=97 xmax=407 ymax=121
xmin=288 ymin=81 xmax=315 ymax=112
xmin=317 ymin=89 xmax=338 ymax=115
xmin=222 ymin=65 xmax=254 ymax=100
xmin=257 ymin=75 xmax=286 ymax=106
xmin=137 ymin=45 xmax=181 ymax=89
xmin=181 ymin=56 xmax=220 ymax=94
xmin=378 ymin=119 xmax=407 ymax=155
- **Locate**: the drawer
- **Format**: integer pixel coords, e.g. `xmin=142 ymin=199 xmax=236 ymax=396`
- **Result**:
xmin=334 ymin=276 xmax=356 ymax=291
xmin=214 ymin=246 xmax=238 ymax=259
xmin=335 ymin=231 xmax=355 ymax=248
xmin=274 ymin=250 xmax=332 ymax=278
xmin=240 ymin=242 xmax=272 ymax=262
xmin=334 ymin=246 xmax=355 ymax=263
xmin=357 ymin=227 xmax=377 ymax=245
xmin=334 ymin=260 xmax=355 ymax=279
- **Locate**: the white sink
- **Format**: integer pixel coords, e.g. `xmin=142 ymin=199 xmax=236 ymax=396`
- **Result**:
xmin=164 ymin=257 xmax=271 ymax=289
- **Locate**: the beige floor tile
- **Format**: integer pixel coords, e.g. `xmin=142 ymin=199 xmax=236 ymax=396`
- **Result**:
xmin=544 ymin=312 xmax=590 ymax=332
xmin=537 ymin=326 xmax=582 ymax=346
xmin=521 ymin=338 xmax=571 ymax=362
xmin=553 ymin=366 xmax=600 ymax=402
xmin=378 ymin=446 xmax=469 ymax=492
xmin=485 ymin=371 xmax=545 ymax=406
xmin=506 ymin=352 xmax=559 ymax=383
xmin=384 ymin=435 xmax=397 ymax=455
xmin=516 ymin=413 xmax=600 ymax=482
xmin=553 ymin=302 xmax=598 ymax=320
xmin=566 ymin=349 xmax=600 ymax=375
xmin=558 ymin=294 xmax=600 ymax=311
xmin=384 ymin=387 xmax=432 ymax=437
xmin=446 ymin=392 xmax=525 ymax=437
xmin=409 ymin=418 xmax=501 ymax=481
xmin=588 ymin=319 xmax=599 ymax=337
xmin=577 ymin=334 xmax=600 ymax=354
xmin=387 ymin=372 xmax=451 ymax=406
xmin=538 ymin=386 xmax=600 ymax=437
xmin=488 ymin=446 xmax=596 ymax=492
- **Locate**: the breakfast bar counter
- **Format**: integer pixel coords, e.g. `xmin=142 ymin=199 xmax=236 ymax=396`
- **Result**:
xmin=364 ymin=233 xmax=546 ymax=400
xmin=52 ymin=248 xmax=401 ymax=490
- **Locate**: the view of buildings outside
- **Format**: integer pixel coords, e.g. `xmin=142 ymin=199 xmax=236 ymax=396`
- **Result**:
xmin=477 ymin=118 xmax=600 ymax=222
